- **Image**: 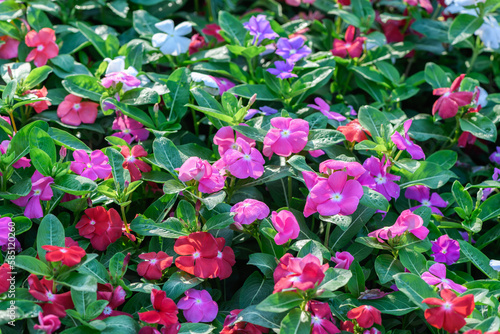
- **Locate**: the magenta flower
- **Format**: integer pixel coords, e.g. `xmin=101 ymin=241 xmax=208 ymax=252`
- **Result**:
xmin=263 ymin=117 xmax=309 ymax=158
xmin=405 ymin=185 xmax=448 ymax=215
xmin=267 ymin=60 xmax=297 ymax=80
xmin=319 ymin=159 xmax=365 ymax=178
xmin=0 ymin=217 xmax=21 ymax=252
xmin=308 ymin=171 xmax=364 ymax=217
xmin=276 ymin=36 xmax=311 ymax=63
xmin=431 ymin=235 xmax=461 ymax=265
xmin=231 ymin=199 xmax=270 ymax=228
xmin=421 ymin=263 xmax=467 ymax=293
xmin=177 ymin=289 xmax=218 ymax=323
xmin=212 ymin=77 xmax=235 ymax=95
xmin=302 ymin=171 xmax=321 ymax=217
xmin=432 ymin=74 xmax=474 ymax=119
xmin=244 ymin=15 xmax=279 ymax=45
xmin=271 ymin=210 xmax=300 ymax=245
xmin=331 ymin=251 xmax=354 ymax=270
xmin=0 ymin=140 xmax=31 ymax=169
xmin=331 ymin=25 xmax=366 ymax=59
xmin=482 ymin=168 xmax=500 ymax=200
xmin=309 ymin=149 xmax=325 ymax=157
xmin=222 ymin=138 xmax=265 ymax=179
xmin=368 ymin=226 xmax=393 ymax=243
xmin=177 ymin=157 xmax=225 ymax=194
xmin=244 ymin=106 xmax=278 ymax=120
xmin=489 ymin=147 xmax=500 ymax=165
xmin=12 ymin=171 xmax=54 ymax=219
xmin=359 ymin=156 xmax=401 ymax=201
xmin=390 ymin=120 xmax=425 ymax=160
xmin=33 ymin=312 xmax=61 ymax=334
xmin=101 ymin=71 xmax=142 ymax=89
xmin=70 ymin=150 xmax=112 ymax=181
xmin=112 ymin=113 xmax=150 ymax=144
xmin=308 ymin=301 xmax=341 ymax=334
xmin=213 ymin=125 xmax=255 ymax=156
xmin=390 ymin=209 xmax=429 ymax=240
xmin=308 ymin=97 xmax=346 ymax=122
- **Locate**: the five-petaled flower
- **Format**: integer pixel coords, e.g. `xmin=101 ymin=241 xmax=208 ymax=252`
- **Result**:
xmin=137 ymin=251 xmax=174 ymax=280
xmin=331 ymin=25 xmax=366 ymax=58
xmin=432 ymin=74 xmax=474 ymax=119
xmin=70 ymin=149 xmax=112 ymax=181
xmin=42 ymin=245 xmax=86 ymax=267
xmin=25 ymin=28 xmax=59 ymax=67
xmin=263 ymin=117 xmax=310 ymax=157
xmin=12 ymin=171 xmax=54 ymax=219
xmin=139 ymin=289 xmax=179 ymax=326
xmin=57 ymin=94 xmax=99 ymax=126
xmin=152 ymin=20 xmax=193 ymax=56
xmin=347 ymin=305 xmax=382 ymax=329
xmin=177 ymin=289 xmax=218 ymax=323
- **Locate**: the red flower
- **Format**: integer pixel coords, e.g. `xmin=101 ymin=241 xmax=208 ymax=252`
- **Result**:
xmin=273 ymin=253 xmax=329 ymax=293
xmin=174 ymin=232 xmax=219 ymax=279
xmin=432 ymin=74 xmax=474 ymax=119
xmin=458 ymin=131 xmax=476 ymax=148
xmin=331 ymin=26 xmax=366 ymax=59
xmin=202 ymin=23 xmax=225 ymax=42
xmin=25 ymin=28 xmax=59 ymax=67
xmin=57 ymin=94 xmax=99 ymax=126
xmin=76 ymin=206 xmax=123 ymax=251
xmin=26 ymin=86 xmax=51 ymax=113
xmin=341 ymin=320 xmax=355 ymax=333
xmin=65 ymin=237 xmax=79 ymax=248
xmin=139 ymin=289 xmax=178 ymax=326
xmin=95 ymin=283 xmax=131 ymax=320
xmin=137 ymin=251 xmax=174 ymax=280
xmin=28 ymin=275 xmax=74 ymax=317
xmin=307 ymin=301 xmax=341 ymax=334
xmin=422 ymin=289 xmax=475 ymax=333
xmin=120 ymin=145 xmax=151 ymax=181
xmin=347 ymin=305 xmax=382 ymax=328
xmin=189 ymin=34 xmax=206 ymax=55
xmin=221 ymin=309 xmax=270 ymax=334
xmin=215 ymin=237 xmax=236 ymax=280
xmin=337 ymin=119 xmax=371 ymax=143
xmin=0 ymin=263 xmax=11 ymax=294
xmin=42 ymin=245 xmax=86 ymax=267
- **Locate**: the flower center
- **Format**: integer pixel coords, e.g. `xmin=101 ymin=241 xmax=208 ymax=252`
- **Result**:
xmin=312 ymin=316 xmax=322 ymax=325
xmin=331 ymin=193 xmax=343 ymax=202
xmin=281 ymin=130 xmax=290 ymax=138
xmin=34 ymin=189 xmax=42 ymax=196
xmin=230 ymin=143 xmax=239 ymax=150
xmin=195 ymin=299 xmax=202 ymax=304
xmin=217 ymin=251 xmax=223 ymax=258
xmin=37 ymin=45 xmax=44 ymax=51
xmin=422 ymin=200 xmax=431 ymax=207
xmin=443 ymin=92 xmax=451 ymax=98
xmin=441 ymin=249 xmax=447 ymax=254
xmin=123 ymin=128 xmax=131 ymax=134
xmin=243 ymin=154 xmax=251 ymax=161
xmin=60 ymin=248 xmax=67 ymax=253
xmin=87 ymin=163 xmax=93 ymax=169
xmin=289 ymin=49 xmax=297 ymax=55
xmin=443 ymin=302 xmax=452 ymax=310
xmin=73 ymin=103 xmax=81 ymax=110
xmin=193 ymin=251 xmax=200 ymax=259
xmin=375 ymin=174 xmax=387 ymax=184
xmin=103 ymin=306 xmax=113 ymax=315
xmin=46 ymin=292 xmax=55 ymax=301
xmin=90 ymin=220 xmax=96 ymax=225
xmin=127 ymin=156 xmax=136 ymax=162
xmin=150 ymin=259 xmax=157 ymax=264
xmin=345 ymin=43 xmax=352 ymax=48
xmin=243 ymin=202 xmax=251 ymax=207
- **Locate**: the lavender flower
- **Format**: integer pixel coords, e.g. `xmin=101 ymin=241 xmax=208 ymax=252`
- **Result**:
xmin=244 ymin=15 xmax=279 ymax=45
xmin=267 ymin=61 xmax=297 ymax=80
xmin=244 ymin=106 xmax=279 ymax=120
xmin=276 ymin=36 xmax=311 ymax=63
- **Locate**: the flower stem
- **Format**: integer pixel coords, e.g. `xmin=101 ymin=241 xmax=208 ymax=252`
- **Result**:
xmin=8 ymin=110 xmax=17 ymax=133
xmin=121 ymin=205 xmax=131 ymax=234
xmin=287 ymin=176 xmax=293 ymax=209
xmin=192 ymin=108 xmax=199 ymax=137
xmin=467 ymin=36 xmax=482 ymax=74
xmin=324 ymin=222 xmax=331 ymax=247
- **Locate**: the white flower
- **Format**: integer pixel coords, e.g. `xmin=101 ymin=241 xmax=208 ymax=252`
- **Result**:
xmin=103 ymin=56 xmax=150 ymax=91
xmin=443 ymin=0 xmax=484 ymax=15
xmin=191 ymin=72 xmax=219 ymax=95
xmin=477 ymin=86 xmax=488 ymax=107
xmin=475 ymin=15 xmax=500 ymax=50
xmin=152 ymin=20 xmax=192 ymax=56
xmin=490 ymin=259 xmax=500 ymax=271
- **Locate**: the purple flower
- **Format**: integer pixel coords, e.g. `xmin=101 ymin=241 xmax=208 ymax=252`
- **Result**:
xmin=11 ymin=171 xmax=54 ymax=219
xmin=390 ymin=120 xmax=425 ymax=160
xmin=490 ymin=147 xmax=500 ymax=165
xmin=421 ymin=263 xmax=466 ymax=293
xmin=230 ymin=199 xmax=270 ymax=227
xmin=308 ymin=97 xmax=346 ymax=121
xmin=112 ymin=113 xmax=150 ymax=144
xmin=276 ymin=36 xmax=311 ymax=63
xmin=482 ymin=168 xmax=500 ymax=201
xmin=405 ymin=185 xmax=448 ymax=215
xmin=244 ymin=15 xmax=279 ymax=45
xmin=70 ymin=150 xmax=112 ymax=181
xmin=101 ymin=71 xmax=141 ymax=89
xmin=0 ymin=217 xmax=21 ymax=252
xmin=331 ymin=251 xmax=354 ymax=270
xmin=459 ymin=231 xmax=475 ymax=243
xmin=177 ymin=289 xmax=218 ymax=323
xmin=431 ymin=235 xmax=460 ymax=265
xmin=1 ymin=140 xmax=31 ymax=169
xmin=349 ymin=105 xmax=357 ymax=116
xmin=244 ymin=106 xmax=279 ymax=120
xmin=267 ymin=61 xmax=297 ymax=80
xmin=359 ymin=156 xmax=401 ymax=201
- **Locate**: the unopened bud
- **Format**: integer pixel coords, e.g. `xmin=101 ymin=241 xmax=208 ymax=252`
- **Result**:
xmin=7 ymin=66 xmax=13 ymax=80
xmin=59 ymin=146 xmax=67 ymax=159
xmin=122 ymin=252 xmax=131 ymax=273
xmin=153 ymin=103 xmax=159 ymax=113
xmin=248 ymin=94 xmax=257 ymax=107
xmin=87 ymin=197 xmax=93 ymax=208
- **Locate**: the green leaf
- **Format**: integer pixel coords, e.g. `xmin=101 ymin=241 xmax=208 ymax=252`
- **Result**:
xmin=62 ymin=75 xmax=106 ymax=101
xmin=330 ymin=205 xmax=376 ymax=250
xmin=85 ymin=300 xmax=109 ymax=320
xmin=426 ymin=150 xmax=457 ymax=170
xmin=360 ymin=291 xmax=419 ymax=316
xmin=0 ymin=1 xmax=24 ymax=21
xmin=304 ymin=129 xmax=345 ymax=150
xmin=228 ymin=84 xmax=279 ymax=101
xmin=78 ymin=259 xmax=109 ymax=284
xmin=103 ymin=98 xmax=155 ymax=128
xmin=424 ymin=63 xmax=450 ymax=89
xmin=53 ymin=174 xmax=97 ymax=195
xmin=178 ymin=323 xmax=215 ymax=334
xmin=232 ymin=125 xmax=267 ymax=142
xmin=165 ymin=67 xmax=190 ymax=120
xmin=29 ymin=127 xmax=56 ymax=162
xmin=130 ymin=216 xmax=189 ymax=238
xmin=219 ymin=11 xmax=247 ymax=46
xmin=479 ymin=193 xmax=500 ymax=222
xmin=37 ymin=214 xmax=65 ymax=264
xmin=240 ymin=272 xmax=274 ymax=308
xmin=236 ymin=305 xmax=286 ymax=329
xmin=399 ymin=161 xmax=457 ymax=189
xmin=449 ymin=14 xmax=484 ymax=45
xmin=57 ymin=272 xmax=97 ymax=292
xmin=257 ymin=291 xmax=304 ymax=313
xmin=203 ymin=212 xmax=235 ymax=231
xmin=14 ymin=255 xmax=51 ymax=276
xmin=109 ymin=253 xmax=126 ymax=281
xmin=248 ymin=253 xmax=277 ymax=277
xmin=394 ymin=273 xmax=440 ymax=309
xmin=375 ymin=254 xmax=405 ymax=284
xmin=399 ymin=248 xmax=427 ymax=275
xmin=121 ymin=87 xmax=158 ymax=106
xmin=23 ymin=66 xmax=52 ymax=89
xmin=347 ymin=261 xmax=365 ymax=297
xmin=291 ymin=67 xmax=334 ymax=101
xmin=460 ymin=113 xmax=497 ymax=142
xmin=358 ymin=105 xmax=388 ymax=139
xmin=452 ymin=180 xmax=473 ymax=215
xmin=75 ymin=21 xmax=108 ymax=58
xmin=71 ymin=289 xmax=96 ymax=319
xmin=162 ymin=272 xmax=203 ymax=300
xmin=153 ymin=137 xmax=186 ymax=177
xmin=458 ymin=240 xmax=498 ymax=279
xmin=132 ymin=10 xmax=160 ymax=37
xmin=105 ymin=147 xmax=130 ymax=193
xmin=101 ymin=315 xmax=141 ymax=334
xmin=48 ymin=127 xmax=91 ymax=152
xmin=319 ymin=268 xmax=352 ymax=291
xmin=280 ymin=309 xmax=311 ymax=334
xmin=30 ymin=147 xmax=53 ymax=176
xmin=360 ymin=186 xmax=390 ymax=212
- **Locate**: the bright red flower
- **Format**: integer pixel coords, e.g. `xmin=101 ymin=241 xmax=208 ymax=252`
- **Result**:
xmin=215 ymin=237 xmax=236 ymax=280
xmin=422 ymin=289 xmax=475 ymax=333
xmin=341 ymin=320 xmax=355 ymax=332
xmin=28 ymin=275 xmax=74 ymax=317
xmin=139 ymin=289 xmax=179 ymax=326
xmin=137 ymin=251 xmax=174 ymax=280
xmin=42 ymin=245 xmax=86 ymax=267
xmin=120 ymin=145 xmax=151 ymax=182
xmin=337 ymin=119 xmax=371 ymax=143
xmin=347 ymin=305 xmax=382 ymax=328
xmin=202 ymin=23 xmax=225 ymax=42
xmin=221 ymin=309 xmax=270 ymax=334
xmin=0 ymin=263 xmax=11 ymax=294
xmin=273 ymin=253 xmax=329 ymax=293
xmin=25 ymin=86 xmax=51 ymax=113
xmin=95 ymin=283 xmax=131 ymax=320
xmin=65 ymin=237 xmax=79 ymax=248
xmin=25 ymin=28 xmax=59 ymax=67
xmin=0 ymin=36 xmax=20 ymax=59
xmin=174 ymin=232 xmax=219 ymax=279
xmin=189 ymin=33 xmax=206 ymax=55
xmin=331 ymin=26 xmax=366 ymax=59
xmin=57 ymin=94 xmax=99 ymax=126
xmin=432 ymin=74 xmax=474 ymax=119
xmin=76 ymin=206 xmax=123 ymax=251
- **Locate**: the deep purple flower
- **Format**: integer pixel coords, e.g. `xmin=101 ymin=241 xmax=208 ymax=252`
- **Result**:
xmin=276 ymin=36 xmax=311 ymax=63
xmin=11 ymin=171 xmax=54 ymax=219
xmin=70 ymin=150 xmax=112 ymax=181
xmin=431 ymin=235 xmax=460 ymax=265
xmin=0 ymin=217 xmax=21 ymax=252
xmin=421 ymin=263 xmax=466 ymax=293
xmin=112 ymin=113 xmax=150 ymax=144
xmin=308 ymin=97 xmax=346 ymax=121
xmin=244 ymin=106 xmax=278 ymax=120
xmin=405 ymin=185 xmax=448 ymax=215
xmin=359 ymin=156 xmax=401 ymax=201
xmin=101 ymin=71 xmax=141 ymax=89
xmin=459 ymin=231 xmax=475 ymax=243
xmin=490 ymin=147 xmax=500 ymax=165
xmin=267 ymin=61 xmax=297 ymax=80
xmin=244 ymin=15 xmax=279 ymax=45
xmin=482 ymin=168 xmax=500 ymax=201
xmin=390 ymin=120 xmax=425 ymax=160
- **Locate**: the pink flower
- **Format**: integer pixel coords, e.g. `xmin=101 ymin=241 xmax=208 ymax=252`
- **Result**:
xmin=222 ymin=138 xmax=265 ymax=179
xmin=177 ymin=289 xmax=218 ymax=323
xmin=0 ymin=36 xmax=20 ymax=59
xmin=390 ymin=209 xmax=429 ymax=240
xmin=202 ymin=23 xmax=225 ymax=42
xmin=331 ymin=251 xmax=354 ymax=270
xmin=0 ymin=140 xmax=31 ymax=169
xmin=309 ymin=149 xmax=325 ymax=157
xmin=57 ymin=94 xmax=99 ymax=126
xmin=137 ymin=251 xmax=174 ymax=280
xmin=368 ymin=226 xmax=393 ymax=243
xmin=213 ymin=125 xmax=255 ymax=156
xmin=405 ymin=185 xmax=448 ymax=215
xmin=302 ymin=171 xmax=321 ymax=217
xmin=96 ymin=283 xmax=131 ymax=320
xmin=25 ymin=28 xmax=59 ymax=67
xmin=273 ymin=253 xmax=329 ymax=293
xmin=308 ymin=301 xmax=341 ymax=334
xmin=271 ymin=210 xmax=300 ymax=245
xmin=359 ymin=156 xmax=401 ymax=201
xmin=421 ymin=263 xmax=467 ymax=293
xmin=177 ymin=157 xmax=225 ymax=194
xmin=308 ymin=97 xmax=346 ymax=121
xmin=212 ymin=77 xmax=235 ymax=95
xmin=112 ymin=113 xmax=150 ymax=144
xmin=12 ymin=171 xmax=54 ymax=219
xmin=33 ymin=312 xmax=61 ymax=334
xmin=404 ymin=0 xmax=433 ymax=14
xmin=285 ymin=0 xmax=315 ymax=6
xmin=390 ymin=120 xmax=425 ymax=160
xmin=230 ymin=199 xmax=270 ymax=227
xmin=432 ymin=74 xmax=474 ymax=119
xmin=101 ymin=71 xmax=141 ymax=89
xmin=263 ymin=117 xmax=310 ymax=158
xmin=70 ymin=149 xmax=112 ymax=180
xmin=26 ymin=86 xmax=51 ymax=113
xmin=331 ymin=26 xmax=366 ymax=59
xmin=319 ymin=160 xmax=365 ymax=178
xmin=431 ymin=235 xmax=460 ymax=265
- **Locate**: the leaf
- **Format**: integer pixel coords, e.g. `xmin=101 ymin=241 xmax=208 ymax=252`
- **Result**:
xmin=203 ymin=212 xmax=235 ymax=231
xmin=162 ymin=272 xmax=204 ymax=300
xmin=479 ymin=193 xmax=500 ymax=222
xmin=426 ymin=150 xmax=457 ymax=170
xmin=57 ymin=272 xmax=97 ymax=292
xmin=460 ymin=113 xmax=497 ymax=142
xmin=329 ymin=205 xmax=376 ymax=250
xmin=105 ymin=147 xmax=129 ymax=193
xmin=37 ymin=214 xmax=65 ymax=263
xmin=100 ymin=315 xmax=141 ymax=334
xmin=228 ymin=84 xmax=279 ymax=101
xmin=23 ymin=65 xmax=52 ymax=89
xmin=394 ymin=273 xmax=440 ymax=309
xmin=360 ymin=291 xmax=419 ymax=316
xmin=29 ymin=127 xmax=56 ymax=162
xmin=280 ymin=309 xmax=311 ymax=334
xmin=75 ymin=21 xmax=108 ymax=58
xmin=291 ymin=68 xmax=334 ymax=100
xmin=303 ymin=129 xmax=345 ymax=150
xmin=232 ymin=125 xmax=267 ymax=142
xmin=14 ymin=255 xmax=51 ymax=276
xmin=399 ymin=161 xmax=457 ymax=189
xmin=347 ymin=261 xmax=365 ymax=297
xmin=130 ymin=216 xmax=189 ymax=238
xmin=319 ymin=268 xmax=352 ymax=291
xmin=103 ymin=98 xmax=155 ymax=128
xmin=248 ymin=253 xmax=277 ymax=277
xmin=449 ymin=14 xmax=484 ymax=45
xmin=165 ymin=67 xmax=190 ymax=120
xmin=375 ymin=254 xmax=405 ymax=284
xmin=256 ymin=291 xmax=304 ymax=313
xmin=358 ymin=105 xmax=388 ymax=139
xmin=236 ymin=305 xmax=286 ymax=329
xmin=153 ymin=137 xmax=186 ymax=177
xmin=240 ymin=272 xmax=274 ymax=308
xmin=399 ymin=248 xmax=427 ymax=275
xmin=132 ymin=10 xmax=160 ymax=37
xmin=219 ymin=11 xmax=247 ymax=46
xmin=77 ymin=259 xmax=109 ymax=284
xmin=359 ymin=187 xmax=390 ymax=212
xmin=53 ymin=174 xmax=98 ymax=195
xmin=71 ymin=290 xmax=96 ymax=319
xmin=178 ymin=323 xmax=214 ymax=334
xmin=458 ymin=240 xmax=498 ymax=279
xmin=452 ymin=181 xmax=473 ymax=215
xmin=424 ymin=63 xmax=450 ymax=89
xmin=48 ymin=127 xmax=91 ymax=152
xmin=62 ymin=74 xmax=105 ymax=101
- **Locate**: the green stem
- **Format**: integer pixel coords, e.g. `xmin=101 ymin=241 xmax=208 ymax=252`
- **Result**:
xmin=206 ymin=0 xmax=213 ymax=22
xmin=121 ymin=205 xmax=131 ymax=234
xmin=226 ymin=177 xmax=236 ymax=204
xmin=191 ymin=108 xmax=199 ymax=137
xmin=324 ymin=222 xmax=331 ymax=247
xmin=467 ymin=37 xmax=482 ymax=74
xmin=287 ymin=176 xmax=293 ymax=209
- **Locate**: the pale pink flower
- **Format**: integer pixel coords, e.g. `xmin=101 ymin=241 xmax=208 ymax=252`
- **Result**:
xmin=70 ymin=149 xmax=112 ymax=180
xmin=213 ymin=125 xmax=255 ymax=156
xmin=57 ymin=94 xmax=98 ymax=126
xmin=12 ymin=171 xmax=54 ymax=219
xmin=331 ymin=251 xmax=354 ymax=270
xmin=271 ymin=210 xmax=300 ymax=245
xmin=263 ymin=117 xmax=309 ymax=158
xmin=177 ymin=289 xmax=218 ymax=323
xmin=421 ymin=263 xmax=466 ymax=293
xmin=25 ymin=28 xmax=59 ymax=67
xmin=222 ymin=138 xmax=265 ymax=179
xmin=230 ymin=199 xmax=270 ymax=227
xmin=112 ymin=113 xmax=150 ymax=144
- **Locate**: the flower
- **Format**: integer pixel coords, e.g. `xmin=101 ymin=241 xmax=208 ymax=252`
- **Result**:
xmin=331 ymin=251 xmax=354 ymax=270
xmin=267 ymin=60 xmax=297 ymax=79
xmin=286 ymin=0 xmax=315 ymax=6
xmin=244 ymin=15 xmax=278 ymax=45
xmin=177 ymin=157 xmax=225 ymax=194
xmin=120 ymin=145 xmax=151 ymax=182
xmin=0 ymin=263 xmax=12 ymax=294
xmin=25 ymin=28 xmax=59 ymax=67
xmin=212 ymin=77 xmax=235 ymax=95
xmin=308 ymin=97 xmax=346 ymax=121
xmin=271 ymin=210 xmax=300 ymax=245
xmin=70 ymin=149 xmax=111 ymax=181
xmin=475 ymin=15 xmax=500 ymax=50
xmin=26 ymin=86 xmax=51 ymax=113
xmin=458 ymin=131 xmax=476 ymax=148
xmin=391 ymin=209 xmax=429 ymax=240
xmin=177 ymin=289 xmax=218 ymax=323
xmin=276 ymin=36 xmax=311 ymax=63
xmin=221 ymin=309 xmax=270 ymax=334
xmin=404 ymin=0 xmax=433 ymax=13
xmin=42 ymin=245 xmax=86 ymax=267
xmin=405 ymin=185 xmax=448 ymax=215
xmin=76 ymin=206 xmax=123 ymax=251
xmin=139 ymin=289 xmax=179 ymax=326
xmin=273 ymin=253 xmax=329 ymax=293
xmin=319 ymin=160 xmax=365 ymax=178
xmin=112 ymin=113 xmax=150 ymax=144
xmin=359 ymin=156 xmax=401 ymax=201
xmin=263 ymin=117 xmax=310 ymax=158
xmin=244 ymin=106 xmax=279 ymax=120
xmin=216 ymin=237 xmax=236 ymax=279
xmin=0 ymin=36 xmax=19 ymax=59
xmin=489 ymin=147 xmax=500 ymax=164
xmin=137 ymin=251 xmax=174 ymax=280
xmin=331 ymin=26 xmax=366 ymax=59
xmin=431 ymin=235 xmax=461 ymax=265
xmin=490 ymin=259 xmax=500 ymax=271
xmin=390 ymin=120 xmax=425 ymax=160
xmin=152 ymin=20 xmax=192 ymax=56
xmin=222 ymin=138 xmax=265 ymax=179
xmin=28 ymin=275 xmax=74 ymax=317
xmin=347 ymin=305 xmax=382 ymax=328
xmin=104 ymin=56 xmax=149 ymax=91
xmin=101 ymin=71 xmax=142 ymax=89
xmin=33 ymin=312 xmax=61 ymax=334
xmin=432 ymin=74 xmax=474 ymax=119
xmin=57 ymin=94 xmax=99 ymax=126
xmin=338 ymin=119 xmax=371 ymax=142
xmin=202 ymin=23 xmax=225 ymax=42
xmin=421 ymin=263 xmax=467 ymax=293
xmin=174 ymin=232 xmax=219 ymax=279
xmin=307 ymin=301 xmax=341 ymax=334
xmin=213 ymin=125 xmax=255 ymax=156
xmin=0 ymin=217 xmax=21 ymax=252
xmin=422 ymin=289 xmax=475 ymax=333
xmin=96 ymin=283 xmax=130 ymax=319
xmin=189 ymin=34 xmax=206 ymax=55
xmin=12 ymin=171 xmax=54 ymax=219
xmin=230 ymin=199 xmax=270 ymax=227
